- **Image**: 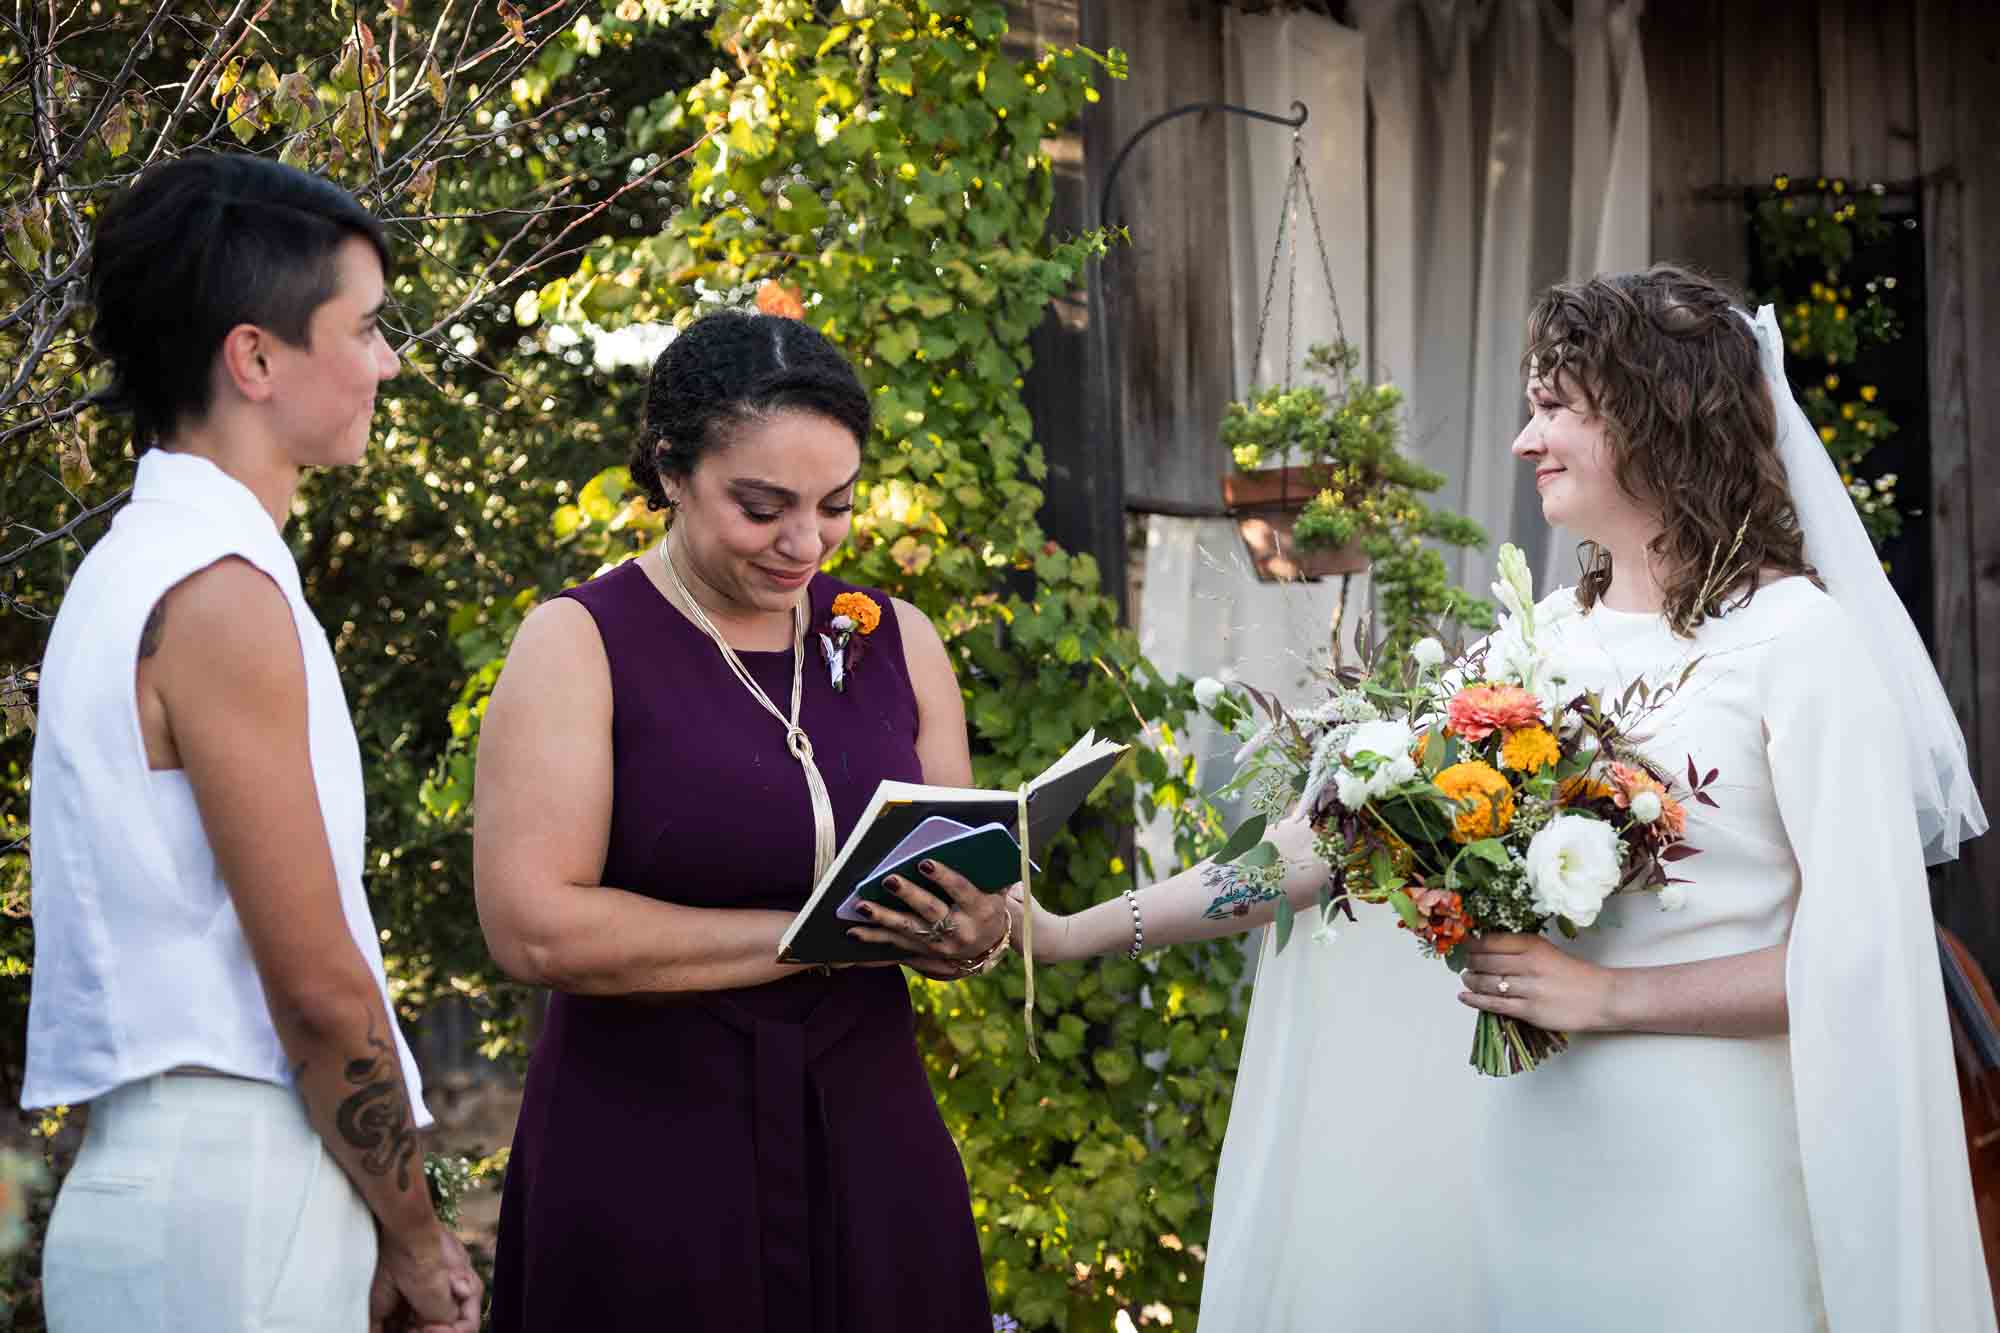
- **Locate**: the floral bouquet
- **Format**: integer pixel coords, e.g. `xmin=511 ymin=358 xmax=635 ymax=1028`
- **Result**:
xmin=1211 ymin=544 xmax=1718 ymax=1075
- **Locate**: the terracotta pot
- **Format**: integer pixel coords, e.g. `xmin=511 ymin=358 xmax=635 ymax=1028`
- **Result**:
xmin=1222 ymin=467 xmax=1370 ymax=584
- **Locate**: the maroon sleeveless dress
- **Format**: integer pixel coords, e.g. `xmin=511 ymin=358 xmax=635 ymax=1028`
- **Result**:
xmin=487 ymin=560 xmax=989 ymax=1332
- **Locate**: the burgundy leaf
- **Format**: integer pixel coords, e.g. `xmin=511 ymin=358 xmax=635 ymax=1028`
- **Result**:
xmin=1694 ymin=791 xmax=1719 ymax=808
xmin=1660 ymin=843 xmax=1702 ymax=862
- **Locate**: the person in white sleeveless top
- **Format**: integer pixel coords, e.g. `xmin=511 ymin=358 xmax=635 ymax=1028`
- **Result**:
xmin=26 ymin=154 xmax=479 ymax=1332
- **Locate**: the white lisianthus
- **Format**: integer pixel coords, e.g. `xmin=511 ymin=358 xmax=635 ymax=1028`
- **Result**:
xmin=1193 ymin=676 xmax=1226 ymax=710
xmin=1411 ymin=636 xmax=1446 ymax=669
xmin=1334 ymin=719 xmax=1419 ymax=807
xmin=1629 ymin=790 xmax=1663 ymax=824
xmin=1525 ymin=814 xmax=1625 ymax=927
xmin=1658 ymin=882 xmax=1688 ymax=912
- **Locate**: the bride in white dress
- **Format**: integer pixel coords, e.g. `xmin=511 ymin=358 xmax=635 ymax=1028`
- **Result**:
xmin=1012 ymin=266 xmax=1993 ymax=1331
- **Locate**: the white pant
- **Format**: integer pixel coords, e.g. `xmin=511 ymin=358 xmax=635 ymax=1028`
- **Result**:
xmin=43 ymin=1074 xmax=376 ymax=1332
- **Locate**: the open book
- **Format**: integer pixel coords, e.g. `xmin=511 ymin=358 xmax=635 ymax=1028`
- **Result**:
xmin=777 ymin=731 xmax=1128 ymax=966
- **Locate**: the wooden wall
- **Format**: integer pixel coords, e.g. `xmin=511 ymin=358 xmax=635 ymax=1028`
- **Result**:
xmin=1026 ymin=0 xmax=2000 ymax=965
xmin=1651 ymin=0 xmax=2000 ymax=964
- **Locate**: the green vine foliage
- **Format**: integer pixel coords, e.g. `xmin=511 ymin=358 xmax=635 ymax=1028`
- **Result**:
xmin=418 ymin=3 xmax=1246 ymax=1326
xmin=1753 ymin=175 xmax=1906 ymax=547
xmin=1223 ymin=342 xmax=1493 ymax=662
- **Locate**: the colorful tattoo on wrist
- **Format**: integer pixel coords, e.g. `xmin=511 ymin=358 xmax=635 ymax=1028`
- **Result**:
xmin=1200 ymin=860 xmax=1282 ymax=920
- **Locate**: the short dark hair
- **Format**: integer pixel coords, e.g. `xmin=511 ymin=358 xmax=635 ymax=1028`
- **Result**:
xmin=630 ymin=310 xmax=872 ymax=509
xmin=87 ymin=153 xmax=391 ymax=450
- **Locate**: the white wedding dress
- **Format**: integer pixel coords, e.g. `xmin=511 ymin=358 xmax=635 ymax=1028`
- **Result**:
xmin=1198 ymin=580 xmax=1995 ymax=1332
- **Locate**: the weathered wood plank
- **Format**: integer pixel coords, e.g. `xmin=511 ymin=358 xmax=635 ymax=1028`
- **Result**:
xmin=1720 ymin=0 xmax=1821 ymax=186
xmin=1818 ymin=0 xmax=1852 ymax=177
xmin=1916 ymin=0 xmax=1995 ymax=961
xmin=1842 ymin=0 xmax=1921 ymax=183
xmin=1093 ymin=0 xmax=1236 ymax=513
xmin=1011 ymin=0 xmax=1128 ymax=607
xmin=1645 ymin=0 xmax=1740 ymax=278
xmin=1955 ymin=0 xmax=2000 ymax=943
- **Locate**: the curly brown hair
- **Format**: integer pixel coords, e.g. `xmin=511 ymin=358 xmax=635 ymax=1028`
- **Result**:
xmin=1523 ymin=264 xmax=1816 ymax=635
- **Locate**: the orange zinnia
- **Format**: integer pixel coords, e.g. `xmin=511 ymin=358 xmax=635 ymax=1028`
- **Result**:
xmin=1445 ymin=683 xmax=1543 ymax=743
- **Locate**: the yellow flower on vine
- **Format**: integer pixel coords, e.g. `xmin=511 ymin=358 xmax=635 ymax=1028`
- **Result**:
xmin=1819 ymin=425 xmax=1837 ymax=443
xmin=1861 ymin=385 xmax=1878 ymax=401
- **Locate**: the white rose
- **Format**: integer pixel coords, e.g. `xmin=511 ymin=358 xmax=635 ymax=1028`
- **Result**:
xmin=1411 ymin=637 xmax=1446 ymax=669
xmin=1658 ymin=882 xmax=1687 ymax=912
xmin=1524 ymin=814 xmax=1625 ymax=927
xmin=1629 ymin=790 xmax=1663 ymax=824
xmin=1193 ymin=676 xmax=1226 ymax=710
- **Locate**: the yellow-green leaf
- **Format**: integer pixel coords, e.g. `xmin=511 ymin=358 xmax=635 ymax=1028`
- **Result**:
xmin=100 ymin=102 xmax=132 ymax=157
xmin=211 ymin=56 xmax=245 ymax=107
xmin=423 ymin=55 xmax=446 ymax=107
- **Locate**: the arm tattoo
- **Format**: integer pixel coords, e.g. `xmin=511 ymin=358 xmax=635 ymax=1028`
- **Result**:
xmin=137 ymin=598 xmax=167 ymax=659
xmin=335 ymin=1008 xmax=420 ymax=1191
xmin=1199 ymin=860 xmax=1282 ymax=921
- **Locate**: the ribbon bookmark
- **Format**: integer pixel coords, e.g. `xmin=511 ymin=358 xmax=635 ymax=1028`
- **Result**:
xmin=1017 ymin=783 xmax=1038 ymax=1062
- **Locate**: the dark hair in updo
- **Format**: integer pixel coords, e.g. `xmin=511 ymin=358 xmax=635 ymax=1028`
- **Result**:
xmin=88 ymin=152 xmax=391 ymax=452
xmin=1523 ymin=264 xmax=1815 ymax=635
xmin=630 ymin=310 xmax=872 ymax=510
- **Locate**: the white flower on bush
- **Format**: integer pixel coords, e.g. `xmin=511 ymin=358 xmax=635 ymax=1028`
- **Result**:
xmin=1193 ymin=676 xmax=1227 ymax=711
xmin=1629 ymin=790 xmax=1663 ymax=824
xmin=1333 ymin=719 xmax=1419 ymax=808
xmin=1658 ymin=882 xmax=1688 ymax=912
xmin=1525 ymin=813 xmax=1625 ymax=927
xmin=1411 ymin=637 xmax=1446 ymax=670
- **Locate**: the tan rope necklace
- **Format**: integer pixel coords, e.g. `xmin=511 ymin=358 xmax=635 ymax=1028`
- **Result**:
xmin=659 ymin=539 xmax=838 ymax=884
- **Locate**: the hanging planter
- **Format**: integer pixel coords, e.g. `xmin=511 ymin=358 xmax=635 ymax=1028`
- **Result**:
xmin=1211 ymin=117 xmax=1490 ymax=664
xmin=1220 ymin=466 xmax=1369 ymax=582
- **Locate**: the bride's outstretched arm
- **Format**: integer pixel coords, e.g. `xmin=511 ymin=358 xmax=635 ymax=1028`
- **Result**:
xmin=1011 ymin=812 xmax=1334 ymax=963
xmin=1458 ymin=934 xmax=1789 ymax=1036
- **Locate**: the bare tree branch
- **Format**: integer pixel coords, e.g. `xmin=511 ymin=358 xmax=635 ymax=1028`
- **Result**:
xmin=0 ymin=487 xmax=127 ymax=572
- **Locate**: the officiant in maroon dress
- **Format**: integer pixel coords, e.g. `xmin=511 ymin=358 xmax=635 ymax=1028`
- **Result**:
xmin=475 ymin=310 xmax=1011 ymax=1331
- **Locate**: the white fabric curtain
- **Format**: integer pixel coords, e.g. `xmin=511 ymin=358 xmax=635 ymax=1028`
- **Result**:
xmin=1136 ymin=0 xmax=1652 ymax=751
xmin=1135 ymin=9 xmax=1371 ymax=842
xmin=1358 ymin=0 xmax=1652 ymax=598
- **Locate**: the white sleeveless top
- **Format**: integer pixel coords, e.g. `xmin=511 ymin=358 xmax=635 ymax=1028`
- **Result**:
xmin=24 ymin=450 xmax=429 ymax=1126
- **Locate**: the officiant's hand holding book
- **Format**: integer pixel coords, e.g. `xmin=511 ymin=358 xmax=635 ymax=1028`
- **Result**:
xmin=776 ymin=731 xmax=1128 ymax=968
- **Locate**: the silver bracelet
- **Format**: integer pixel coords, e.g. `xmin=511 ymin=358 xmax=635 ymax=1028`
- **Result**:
xmin=1123 ymin=888 xmax=1144 ymax=959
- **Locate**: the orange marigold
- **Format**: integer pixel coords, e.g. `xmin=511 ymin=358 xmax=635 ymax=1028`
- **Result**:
xmin=755 ymin=279 xmax=807 ymax=320
xmin=1499 ymin=725 xmax=1561 ymax=774
xmin=831 ymin=591 xmax=882 ymax=635
xmin=1434 ymin=760 xmax=1515 ymax=843
xmin=1445 ymin=683 xmax=1543 ymax=742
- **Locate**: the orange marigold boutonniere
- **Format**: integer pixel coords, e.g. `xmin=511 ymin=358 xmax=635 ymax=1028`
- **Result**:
xmin=817 ymin=591 xmax=882 ymax=693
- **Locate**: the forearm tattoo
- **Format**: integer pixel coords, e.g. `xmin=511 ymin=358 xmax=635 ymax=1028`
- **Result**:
xmin=334 ymin=1008 xmax=420 ymax=1191
xmin=1199 ymin=860 xmax=1283 ymax=921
